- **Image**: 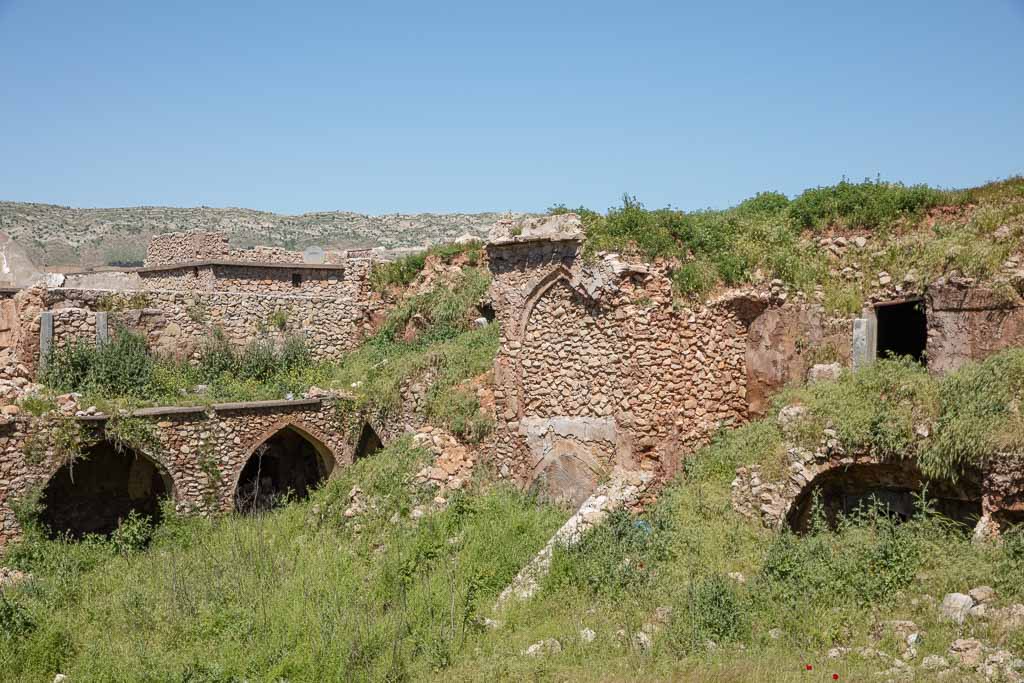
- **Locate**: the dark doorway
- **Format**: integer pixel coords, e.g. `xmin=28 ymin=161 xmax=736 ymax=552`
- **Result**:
xmin=875 ymin=300 xmax=927 ymax=364
xmin=235 ymin=428 xmax=328 ymax=514
xmin=40 ymin=441 xmax=171 ymax=538
xmin=479 ymin=302 xmax=496 ymax=323
xmin=354 ymin=423 xmax=383 ymax=460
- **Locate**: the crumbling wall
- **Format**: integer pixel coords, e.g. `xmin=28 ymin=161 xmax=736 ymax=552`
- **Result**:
xmin=745 ymin=304 xmax=853 ymax=416
xmin=487 ymin=233 xmax=750 ymax=502
xmin=138 ymin=262 xmax=365 ymax=296
xmin=926 ymin=279 xmax=1024 ymax=374
xmin=43 ymin=287 xmax=378 ymax=363
xmin=0 ymin=399 xmax=359 ymax=545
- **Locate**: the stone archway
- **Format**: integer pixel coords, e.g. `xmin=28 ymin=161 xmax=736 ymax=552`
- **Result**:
xmin=40 ymin=440 xmax=173 ymax=538
xmin=786 ymin=461 xmax=982 ymax=533
xmin=233 ymin=424 xmax=335 ymax=514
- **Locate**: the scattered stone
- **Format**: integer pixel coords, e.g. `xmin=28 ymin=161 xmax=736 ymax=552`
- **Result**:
xmin=0 ymin=567 xmax=30 ymax=590
xmin=768 ymin=628 xmax=783 ymax=640
xmin=727 ymin=571 xmax=746 ymax=584
xmin=580 ymin=627 xmax=596 ymax=643
xmin=633 ymin=631 xmax=653 ymax=652
xmin=523 ymin=638 xmax=562 ymax=657
xmin=921 ymin=654 xmax=948 ymax=670
xmin=940 ymin=593 xmax=975 ymax=624
xmin=969 ymin=586 xmax=996 ymax=605
xmin=949 ymin=638 xmax=984 ymax=667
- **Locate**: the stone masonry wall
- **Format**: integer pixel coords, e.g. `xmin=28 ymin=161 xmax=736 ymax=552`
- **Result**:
xmin=145 ymin=231 xmax=346 ymax=268
xmin=138 ymin=262 xmax=365 ymax=296
xmin=41 ymin=286 xmax=378 ymax=364
xmin=0 ymin=399 xmax=374 ymax=546
xmin=926 ymin=278 xmax=1024 ymax=375
xmin=487 ymin=238 xmax=750 ymax=503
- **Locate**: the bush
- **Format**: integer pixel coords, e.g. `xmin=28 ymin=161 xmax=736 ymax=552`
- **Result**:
xmin=546 ymin=509 xmax=672 ymax=596
xmin=667 ymin=574 xmax=748 ymax=652
xmin=40 ymin=328 xmax=154 ymax=399
xmin=787 ymin=177 xmax=955 ymax=232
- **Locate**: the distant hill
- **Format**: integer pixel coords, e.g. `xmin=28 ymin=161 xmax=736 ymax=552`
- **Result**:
xmin=0 ymin=202 xmax=534 ymax=267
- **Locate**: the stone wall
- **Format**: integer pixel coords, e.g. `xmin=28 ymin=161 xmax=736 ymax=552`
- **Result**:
xmin=146 ymin=232 xmax=232 ymax=266
xmin=145 ymin=231 xmax=346 ymax=268
xmin=138 ymin=262 xmax=365 ymax=297
xmin=0 ymin=398 xmax=376 ymax=546
xmin=926 ymin=278 xmax=1024 ymax=374
xmin=51 ymin=308 xmax=97 ymax=350
xmin=745 ymin=303 xmax=853 ymax=416
xmin=41 ymin=286 xmax=378 ymax=363
xmin=487 ymin=237 xmax=751 ymax=503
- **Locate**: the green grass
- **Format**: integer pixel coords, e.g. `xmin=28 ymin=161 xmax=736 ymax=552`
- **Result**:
xmin=572 ymin=176 xmax=1024 ymax=302
xmin=7 ymin=422 xmax=1024 ymax=680
xmin=774 ymin=349 xmax=1024 ymax=481
xmin=370 ymin=241 xmax=484 ymax=292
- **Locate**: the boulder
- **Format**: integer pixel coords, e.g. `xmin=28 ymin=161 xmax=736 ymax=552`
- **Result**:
xmin=940 ymin=593 xmax=975 ymax=624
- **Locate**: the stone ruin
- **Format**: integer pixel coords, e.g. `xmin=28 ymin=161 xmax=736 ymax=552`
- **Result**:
xmin=2 ymin=218 xmax=1024 ymax=545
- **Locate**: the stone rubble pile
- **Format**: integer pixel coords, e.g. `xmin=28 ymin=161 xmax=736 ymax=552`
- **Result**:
xmin=412 ymin=426 xmax=476 ymax=491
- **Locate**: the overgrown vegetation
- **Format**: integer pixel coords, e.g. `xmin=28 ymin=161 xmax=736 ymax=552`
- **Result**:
xmin=36 ymin=265 xmax=497 ymax=440
xmin=370 ymin=240 xmax=483 ymax=291
xmin=565 ymin=176 xmax=1024 ymax=303
xmin=776 ymin=349 xmax=1024 ymax=481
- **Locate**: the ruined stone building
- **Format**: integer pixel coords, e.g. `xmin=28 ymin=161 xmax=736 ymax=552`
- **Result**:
xmin=2 ymin=221 xmax=1024 ymax=546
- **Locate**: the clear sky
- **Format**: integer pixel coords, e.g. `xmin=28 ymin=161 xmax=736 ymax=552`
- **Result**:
xmin=1 ymin=0 xmax=1022 ymax=215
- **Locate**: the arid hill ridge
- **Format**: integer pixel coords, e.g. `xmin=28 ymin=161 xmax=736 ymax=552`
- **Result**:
xmin=0 ymin=201 xmax=534 ymax=267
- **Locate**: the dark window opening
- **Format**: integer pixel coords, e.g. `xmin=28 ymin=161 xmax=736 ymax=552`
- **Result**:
xmin=354 ymin=423 xmax=383 ymax=460
xmin=876 ymin=299 xmax=927 ymax=364
xmin=192 ymin=266 xmax=200 ymax=278
xmin=291 ymin=273 xmax=302 ymax=287
xmin=479 ymin=302 xmax=496 ymax=323
xmin=787 ymin=464 xmax=980 ymax=534
xmin=40 ymin=441 xmax=170 ymax=538
xmin=235 ymin=428 xmax=328 ymax=514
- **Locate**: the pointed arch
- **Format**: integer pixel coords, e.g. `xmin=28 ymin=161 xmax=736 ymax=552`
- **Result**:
xmin=40 ymin=439 xmax=174 ymax=538
xmin=517 ymin=266 xmax=596 ymax=340
xmin=232 ymin=419 xmax=337 ymax=514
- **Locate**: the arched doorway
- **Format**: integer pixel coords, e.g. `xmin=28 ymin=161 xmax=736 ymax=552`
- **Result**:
xmin=234 ymin=425 xmax=333 ymax=514
xmin=40 ymin=440 xmax=172 ymax=538
xmin=354 ymin=422 xmax=383 ymax=460
xmin=786 ymin=462 xmax=981 ymax=533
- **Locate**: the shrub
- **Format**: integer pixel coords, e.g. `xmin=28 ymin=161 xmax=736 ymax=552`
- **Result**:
xmin=109 ymin=510 xmax=155 ymax=555
xmin=546 ymin=509 xmax=672 ymax=596
xmin=667 ymin=573 xmax=749 ymax=652
xmin=40 ymin=328 xmax=154 ymax=399
xmin=787 ymin=177 xmax=955 ymax=232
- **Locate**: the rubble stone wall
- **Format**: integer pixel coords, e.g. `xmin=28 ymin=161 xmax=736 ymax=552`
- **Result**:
xmin=138 ymin=261 xmax=368 ymax=297
xmin=0 ymin=399 xmax=373 ymax=546
xmin=487 ymin=239 xmax=750 ymax=501
xmin=145 ymin=231 xmax=346 ymax=268
xmin=41 ymin=287 xmax=377 ymax=364
xmin=51 ymin=308 xmax=97 ymax=350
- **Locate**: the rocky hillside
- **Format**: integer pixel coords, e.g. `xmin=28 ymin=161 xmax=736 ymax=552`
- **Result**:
xmin=0 ymin=201 xmax=534 ymax=267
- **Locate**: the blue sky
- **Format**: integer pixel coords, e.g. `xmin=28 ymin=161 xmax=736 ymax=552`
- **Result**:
xmin=1 ymin=0 xmax=1022 ymax=214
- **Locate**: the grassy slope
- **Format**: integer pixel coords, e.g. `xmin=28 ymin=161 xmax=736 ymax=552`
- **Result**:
xmin=573 ymin=176 xmax=1024 ymax=312
xmin=10 ymin=356 xmax=1024 ymax=680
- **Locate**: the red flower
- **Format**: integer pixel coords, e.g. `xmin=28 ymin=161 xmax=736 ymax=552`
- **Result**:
xmin=833 ymin=675 xmax=839 ymax=681
xmin=805 ymin=664 xmax=813 ymax=671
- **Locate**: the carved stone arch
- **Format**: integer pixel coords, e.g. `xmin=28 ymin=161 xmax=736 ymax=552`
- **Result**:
xmin=230 ymin=418 xmax=338 ymax=514
xmin=517 ymin=266 xmax=595 ymax=340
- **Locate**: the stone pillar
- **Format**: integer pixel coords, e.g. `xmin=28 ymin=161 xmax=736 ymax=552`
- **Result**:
xmin=38 ymin=310 xmax=53 ymax=369
xmin=852 ymin=316 xmax=876 ymax=371
xmin=95 ymin=311 xmax=109 ymax=345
